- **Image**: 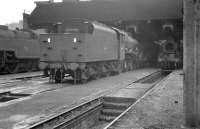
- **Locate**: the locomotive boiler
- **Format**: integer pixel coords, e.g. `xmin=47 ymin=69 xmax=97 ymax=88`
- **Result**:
xmin=0 ymin=25 xmax=40 ymax=73
xmin=39 ymin=20 xmax=140 ymax=83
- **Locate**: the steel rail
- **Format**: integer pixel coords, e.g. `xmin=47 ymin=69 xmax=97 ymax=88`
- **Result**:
xmin=104 ymin=71 xmax=170 ymax=129
xmin=27 ymin=70 xmax=161 ymax=129
xmin=28 ymin=97 xmax=102 ymax=129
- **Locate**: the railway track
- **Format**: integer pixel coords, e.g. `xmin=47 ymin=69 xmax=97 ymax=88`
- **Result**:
xmin=0 ymin=71 xmax=44 ymax=84
xmin=103 ymin=75 xmax=168 ymax=129
xmin=0 ymin=72 xmax=46 ymax=93
xmin=0 ymin=72 xmax=45 ymax=92
xmin=26 ymin=70 xmax=168 ymax=129
xmin=0 ymin=72 xmax=50 ymax=106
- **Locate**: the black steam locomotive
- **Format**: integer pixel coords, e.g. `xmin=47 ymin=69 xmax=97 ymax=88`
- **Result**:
xmin=0 ymin=25 xmax=40 ymax=73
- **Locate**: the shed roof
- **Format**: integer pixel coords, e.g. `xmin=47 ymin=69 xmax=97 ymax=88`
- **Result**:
xmin=28 ymin=0 xmax=183 ymax=26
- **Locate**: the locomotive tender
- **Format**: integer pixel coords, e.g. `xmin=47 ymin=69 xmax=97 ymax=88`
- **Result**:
xmin=39 ymin=20 xmax=139 ymax=83
xmin=0 ymin=25 xmax=40 ymax=73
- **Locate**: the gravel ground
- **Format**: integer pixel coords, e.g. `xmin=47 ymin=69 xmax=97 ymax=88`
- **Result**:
xmin=111 ymin=70 xmax=193 ymax=129
xmin=0 ymin=69 xmax=157 ymax=129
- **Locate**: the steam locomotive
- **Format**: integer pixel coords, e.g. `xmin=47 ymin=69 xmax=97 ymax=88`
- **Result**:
xmin=39 ymin=20 xmax=140 ymax=83
xmin=157 ymin=39 xmax=182 ymax=70
xmin=0 ymin=25 xmax=40 ymax=73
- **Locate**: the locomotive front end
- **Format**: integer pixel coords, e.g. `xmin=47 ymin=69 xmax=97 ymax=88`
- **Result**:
xmin=158 ymin=40 xmax=181 ymax=70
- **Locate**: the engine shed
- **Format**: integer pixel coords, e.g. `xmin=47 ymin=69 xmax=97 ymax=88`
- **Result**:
xmin=22 ymin=0 xmax=200 ymax=128
xmin=25 ymin=0 xmax=183 ymax=67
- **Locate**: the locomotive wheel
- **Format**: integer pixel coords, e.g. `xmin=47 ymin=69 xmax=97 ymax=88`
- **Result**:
xmin=6 ymin=63 xmax=18 ymax=74
xmin=29 ymin=61 xmax=37 ymax=71
xmin=55 ymin=78 xmax=61 ymax=83
xmin=55 ymin=69 xmax=63 ymax=83
xmin=32 ymin=61 xmax=39 ymax=71
xmin=76 ymin=69 xmax=91 ymax=83
xmin=25 ymin=61 xmax=33 ymax=72
xmin=43 ymin=67 xmax=50 ymax=77
xmin=80 ymin=69 xmax=90 ymax=83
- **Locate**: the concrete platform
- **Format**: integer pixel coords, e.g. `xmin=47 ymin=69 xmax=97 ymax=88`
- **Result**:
xmin=106 ymin=83 xmax=153 ymax=99
xmin=0 ymin=69 xmax=158 ymax=129
xmin=111 ymin=70 xmax=189 ymax=129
